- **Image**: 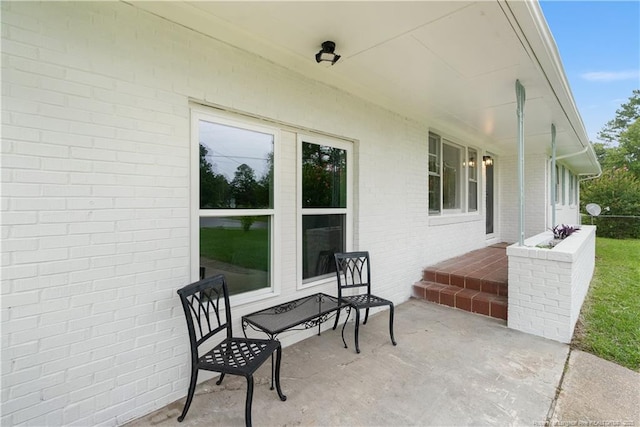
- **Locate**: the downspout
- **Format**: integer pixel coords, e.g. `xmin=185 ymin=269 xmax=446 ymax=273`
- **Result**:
xmin=550 ymin=123 xmax=556 ymax=228
xmin=516 ymin=80 xmax=526 ymax=246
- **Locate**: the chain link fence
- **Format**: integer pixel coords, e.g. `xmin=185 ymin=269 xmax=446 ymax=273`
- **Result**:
xmin=580 ymin=214 xmax=640 ymax=239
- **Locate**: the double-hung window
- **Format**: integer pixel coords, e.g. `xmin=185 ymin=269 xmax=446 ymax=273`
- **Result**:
xmin=428 ymin=132 xmax=479 ymax=215
xmin=192 ymin=109 xmax=277 ymax=299
xmin=298 ymin=135 xmax=352 ymax=286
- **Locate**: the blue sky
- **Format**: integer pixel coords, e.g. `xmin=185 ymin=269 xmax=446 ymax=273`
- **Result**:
xmin=540 ymin=1 xmax=640 ymax=143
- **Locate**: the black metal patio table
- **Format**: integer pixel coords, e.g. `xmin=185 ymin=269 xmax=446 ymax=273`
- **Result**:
xmin=242 ymin=293 xmax=352 ymax=388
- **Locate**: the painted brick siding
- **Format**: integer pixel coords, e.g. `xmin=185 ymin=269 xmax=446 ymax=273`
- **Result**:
xmin=500 ymin=153 xmax=549 ymax=243
xmin=507 ymin=226 xmax=596 ymax=343
xmin=1 ymin=2 xmax=453 ymax=425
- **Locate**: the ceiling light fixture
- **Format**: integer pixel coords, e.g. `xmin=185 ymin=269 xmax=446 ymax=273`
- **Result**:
xmin=315 ymin=41 xmax=341 ymax=65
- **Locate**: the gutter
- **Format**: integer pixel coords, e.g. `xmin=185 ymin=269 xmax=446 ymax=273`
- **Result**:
xmin=555 ymin=145 xmax=589 ymax=161
xmin=502 ymin=0 xmax=602 ymax=176
xmin=578 ymin=172 xmax=602 ymax=183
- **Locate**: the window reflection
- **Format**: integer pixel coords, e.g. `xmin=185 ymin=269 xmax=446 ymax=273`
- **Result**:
xmin=302 ymin=214 xmax=345 ymax=281
xmin=199 ymin=121 xmax=273 ymax=209
xmin=302 ymin=142 xmax=347 ymax=208
xmin=200 ymin=216 xmax=270 ymax=295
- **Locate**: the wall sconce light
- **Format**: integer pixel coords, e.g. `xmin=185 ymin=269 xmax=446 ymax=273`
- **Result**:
xmin=315 ymin=41 xmax=341 ymax=65
xmin=483 ymin=155 xmax=493 ymax=166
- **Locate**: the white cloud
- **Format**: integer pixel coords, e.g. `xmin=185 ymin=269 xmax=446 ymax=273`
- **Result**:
xmin=581 ymin=70 xmax=640 ymax=82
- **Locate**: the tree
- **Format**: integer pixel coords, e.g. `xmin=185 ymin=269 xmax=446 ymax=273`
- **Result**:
xmin=255 ymin=151 xmax=274 ymax=208
xmin=618 ymin=118 xmax=640 ymax=178
xmin=597 ymin=89 xmax=640 ymax=144
xmin=582 ymin=90 xmax=640 ymax=238
xmin=301 ymin=143 xmax=346 ymax=208
xmin=200 ymin=144 xmax=230 ymax=208
xmin=581 ymin=167 xmax=640 ymax=239
xmin=230 ymin=163 xmax=259 ymax=208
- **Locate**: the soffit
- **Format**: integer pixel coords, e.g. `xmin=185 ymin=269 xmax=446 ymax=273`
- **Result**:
xmin=132 ymin=1 xmax=600 ymax=175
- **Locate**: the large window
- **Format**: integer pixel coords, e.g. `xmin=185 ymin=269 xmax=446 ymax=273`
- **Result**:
xmin=299 ymin=136 xmax=351 ymax=285
xmin=428 ymin=132 xmax=479 ymax=215
xmin=193 ymin=111 xmax=277 ymax=298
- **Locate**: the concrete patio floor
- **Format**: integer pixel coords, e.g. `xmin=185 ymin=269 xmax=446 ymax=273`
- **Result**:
xmin=126 ymin=299 xmax=575 ymax=426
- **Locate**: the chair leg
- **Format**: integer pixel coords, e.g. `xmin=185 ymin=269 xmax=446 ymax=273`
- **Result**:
xmin=340 ymin=306 xmax=352 ymax=349
xmin=363 ymin=307 xmax=370 ymax=324
xmin=216 ymin=373 xmax=226 ymax=385
xmin=273 ymin=346 xmax=287 ymax=402
xmin=389 ymin=303 xmax=397 ymax=346
xmin=245 ymin=375 xmax=254 ymax=427
xmin=353 ymin=307 xmax=361 ymax=354
xmin=177 ymin=367 xmax=198 ymax=422
xmin=332 ymin=308 xmax=341 ymax=330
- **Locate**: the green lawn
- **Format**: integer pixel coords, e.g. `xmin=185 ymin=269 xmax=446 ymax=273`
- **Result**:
xmin=572 ymin=238 xmax=640 ymax=371
xmin=200 ymin=227 xmax=269 ymax=271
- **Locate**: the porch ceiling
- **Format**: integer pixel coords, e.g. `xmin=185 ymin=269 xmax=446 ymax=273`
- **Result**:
xmin=133 ymin=0 xmax=601 ymax=175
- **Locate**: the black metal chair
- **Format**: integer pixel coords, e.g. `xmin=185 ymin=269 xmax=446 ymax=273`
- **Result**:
xmin=332 ymin=251 xmax=397 ymax=353
xmin=176 ymin=274 xmax=286 ymax=427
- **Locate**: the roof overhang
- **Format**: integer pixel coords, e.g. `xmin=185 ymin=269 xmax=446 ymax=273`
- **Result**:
xmin=131 ymin=0 xmax=601 ymax=176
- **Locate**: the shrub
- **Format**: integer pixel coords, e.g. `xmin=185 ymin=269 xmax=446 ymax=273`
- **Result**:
xmin=581 ymin=167 xmax=640 ymax=239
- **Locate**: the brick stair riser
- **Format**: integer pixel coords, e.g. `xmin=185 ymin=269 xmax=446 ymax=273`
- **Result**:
xmin=412 ymin=281 xmax=507 ymax=321
xmin=422 ymin=270 xmax=508 ymax=297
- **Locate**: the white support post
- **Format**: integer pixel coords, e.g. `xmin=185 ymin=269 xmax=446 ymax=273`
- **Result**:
xmin=551 ymin=123 xmax=557 ymax=228
xmin=515 ymin=80 xmax=526 ymax=246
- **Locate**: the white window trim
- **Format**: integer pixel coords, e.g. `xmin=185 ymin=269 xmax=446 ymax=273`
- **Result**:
xmin=296 ymin=133 xmax=353 ymax=290
xmin=190 ymin=106 xmax=281 ymax=306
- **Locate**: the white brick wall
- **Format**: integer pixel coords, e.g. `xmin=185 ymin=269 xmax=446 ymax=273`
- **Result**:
xmin=1 ymin=1 xmax=569 ymax=425
xmin=500 ymin=153 xmax=549 ymax=243
xmin=0 ymin=2 xmax=436 ymax=425
xmin=507 ymin=225 xmax=596 ymax=343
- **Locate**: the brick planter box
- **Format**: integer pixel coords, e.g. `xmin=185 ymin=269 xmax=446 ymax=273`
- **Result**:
xmin=506 ymin=225 xmax=596 ymax=343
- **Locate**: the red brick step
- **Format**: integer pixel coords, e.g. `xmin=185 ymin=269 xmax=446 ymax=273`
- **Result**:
xmin=413 ymin=245 xmax=509 ymax=321
xmin=413 ymin=281 xmax=507 ymax=320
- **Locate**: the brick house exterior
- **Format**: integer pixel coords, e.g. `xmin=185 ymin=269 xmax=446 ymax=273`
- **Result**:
xmin=1 ymin=1 xmax=600 ymax=425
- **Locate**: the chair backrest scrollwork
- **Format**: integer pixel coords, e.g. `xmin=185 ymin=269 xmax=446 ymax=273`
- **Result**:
xmin=177 ymin=274 xmax=233 ymax=358
xmin=334 ymin=251 xmax=371 ymax=298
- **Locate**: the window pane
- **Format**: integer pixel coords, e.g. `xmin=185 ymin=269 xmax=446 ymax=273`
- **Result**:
xmin=429 ymin=176 xmax=440 ymax=214
xmin=442 ymin=143 xmax=460 ymax=209
xmin=302 ymin=214 xmax=345 ymax=281
xmin=555 ymin=165 xmax=560 ymax=203
xmin=428 ymin=134 xmax=440 ymax=173
xmin=199 ymin=120 xmax=273 ymax=209
xmin=561 ymin=166 xmax=566 ymax=205
xmin=200 ymin=216 xmax=270 ymax=295
xmin=468 ymin=181 xmax=478 ymax=212
xmin=468 ymin=148 xmax=478 ymax=212
xmin=468 ymin=149 xmax=477 ymax=181
xmin=302 ymin=142 xmax=347 ymax=208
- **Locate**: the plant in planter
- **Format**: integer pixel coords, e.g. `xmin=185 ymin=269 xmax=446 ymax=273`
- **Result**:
xmin=536 ymin=224 xmax=581 ymax=249
xmin=552 ymin=224 xmax=580 ymax=240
